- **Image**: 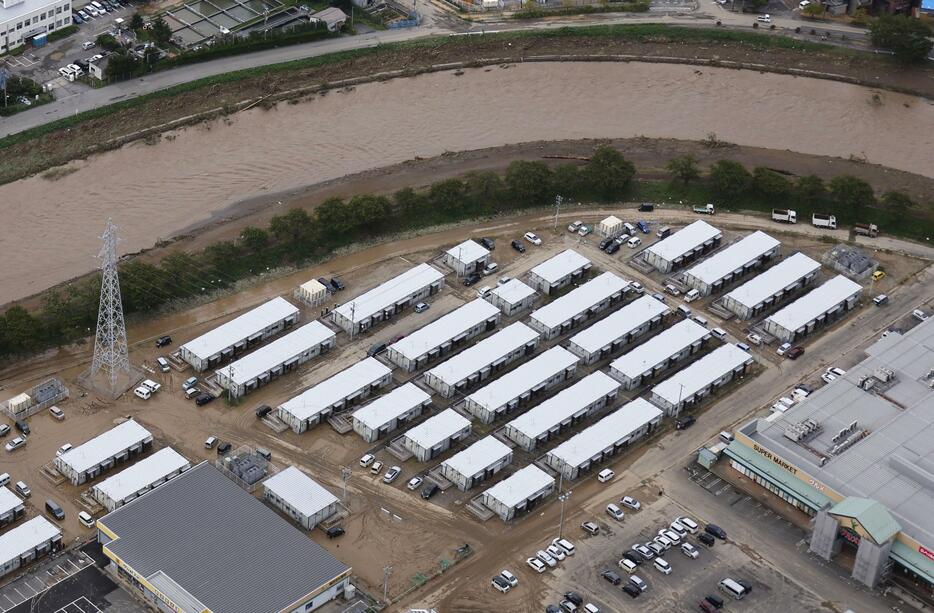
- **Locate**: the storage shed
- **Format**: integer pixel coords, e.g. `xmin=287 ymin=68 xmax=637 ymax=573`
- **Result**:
xmin=608 ymin=319 xmax=710 ymax=390
xmin=643 ymin=220 xmax=722 ymax=273
xmin=91 ymin=447 xmax=191 ymax=512
xmin=682 ymin=231 xmax=781 ymax=296
xmin=527 ymin=249 xmax=592 ymax=295
xmin=566 ymin=294 xmax=669 ymax=364
xmin=481 ymin=465 xmax=556 ymax=521
xmin=295 ymin=279 xmax=329 ymax=307
xmin=598 ymin=215 xmax=624 ymax=238
xmin=649 ymin=344 xmax=754 ymax=415
xmin=55 ymin=419 xmax=154 ymax=486
xmin=0 ymin=486 xmax=25 ymax=528
xmin=486 ymin=279 xmax=537 ymax=316
xmin=764 ymin=275 xmax=862 ymax=342
xmin=440 ymin=436 xmax=513 ymax=491
xmin=442 ymin=240 xmax=490 ymax=277
xmin=721 ymin=252 xmax=821 ymax=320
xmin=401 ymin=409 xmax=472 ymax=462
xmin=263 ymin=466 xmax=339 ymax=530
xmin=528 ymin=272 xmax=629 ymax=340
xmin=0 ymin=517 xmax=62 ymax=580
xmin=351 ymin=383 xmax=432 ymax=443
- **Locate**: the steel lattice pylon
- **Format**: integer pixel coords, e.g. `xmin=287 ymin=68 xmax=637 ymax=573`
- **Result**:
xmin=87 ymin=219 xmax=132 ymax=393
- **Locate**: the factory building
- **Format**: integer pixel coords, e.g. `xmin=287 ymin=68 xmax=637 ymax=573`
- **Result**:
xmin=351 ymin=383 xmax=432 ymax=443
xmin=0 ymin=486 xmax=25 ymax=527
xmin=0 ymin=517 xmax=62 ymax=579
xmin=566 ymin=295 xmax=670 ymax=364
xmin=481 ymin=465 xmax=556 ymax=522
xmin=527 ymin=249 xmax=592 ymax=295
xmin=720 ymin=252 xmax=822 ymax=320
xmin=486 ymin=279 xmax=537 ymax=316
xmin=91 ymin=447 xmax=191 ymax=512
xmin=440 ymin=436 xmax=513 ymax=491
xmin=401 ymin=408 xmax=472 ymax=462
xmin=682 ymin=231 xmax=781 ymax=296
xmin=263 ymin=466 xmax=340 ymax=530
xmin=648 ymin=344 xmax=755 ymax=416
xmin=608 ymin=319 xmax=710 ymax=390
xmin=763 ymin=275 xmax=863 ymax=342
xmin=528 ymin=272 xmax=629 ymax=340
xmin=442 ymin=240 xmax=490 ymax=277
xmin=55 ymin=419 xmax=154 ymax=486
xmin=643 ymin=220 xmax=722 ymax=273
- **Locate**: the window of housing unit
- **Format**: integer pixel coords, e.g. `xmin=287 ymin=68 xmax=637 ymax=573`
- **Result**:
xmin=730 ymin=460 xmax=814 ymax=516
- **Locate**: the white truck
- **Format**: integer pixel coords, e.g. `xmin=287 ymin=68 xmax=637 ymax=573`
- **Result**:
xmin=812 ymin=213 xmax=837 ymax=229
xmin=854 ymin=223 xmax=879 ymax=238
xmin=693 ymin=203 xmax=715 ymax=215
xmin=771 ymin=209 xmax=797 ymax=224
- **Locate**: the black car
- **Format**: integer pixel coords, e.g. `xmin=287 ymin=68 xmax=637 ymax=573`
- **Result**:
xmin=318 ymin=277 xmax=332 ymax=292
xmin=605 ymin=241 xmax=621 ymax=255
xmin=155 ymin=335 xmax=172 ymax=347
xmin=622 ymin=550 xmax=643 ymax=565
xmin=479 ymin=237 xmax=495 ymax=250
xmin=255 ymin=405 xmax=272 ymax=419
xmin=326 ymin=526 xmax=345 ymax=538
xmin=622 ymin=584 xmax=641 ymax=598
xmin=45 ymin=499 xmax=65 ymax=520
xmin=367 ymin=342 xmax=387 ymax=357
xmin=675 ymin=415 xmax=696 ymax=430
xmin=216 ymin=442 xmax=232 ymax=455
xmin=195 ymin=392 xmax=215 ymax=406
xmin=563 ymin=591 xmax=583 ymax=607
xmin=698 ymin=532 xmax=716 ymax=547
xmin=463 ymin=273 xmax=482 ymax=287
xmin=421 ymin=483 xmax=440 ymax=499
xmin=15 ymin=420 xmax=29 ymax=435
xmin=705 ymin=523 xmax=727 ymax=540
xmin=599 ymin=237 xmax=614 ymax=250
xmin=329 ymin=277 xmax=345 ymax=291
xmin=704 ymin=594 xmax=724 ymax=609
xmin=511 ymin=240 xmax=526 ymax=253
xmin=601 ymin=570 xmax=622 ymax=585
xmin=639 ymin=203 xmax=655 ymax=212
xmin=736 ymin=580 xmax=753 ymax=594
xmin=546 ymin=606 xmax=561 ymax=613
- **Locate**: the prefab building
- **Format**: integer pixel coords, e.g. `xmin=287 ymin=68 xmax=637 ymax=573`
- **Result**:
xmin=295 ymin=279 xmax=328 ymax=307
xmin=0 ymin=517 xmax=62 ymax=580
xmin=401 ymin=408 xmax=472 ymax=462
xmin=331 ymin=263 xmax=444 ymax=335
xmin=440 ymin=435 xmax=513 ymax=491
xmin=643 ymin=220 xmax=722 ymax=273
xmin=598 ymin=215 xmax=624 ymax=238
xmin=682 ymin=231 xmax=780 ymax=296
xmin=0 ymin=487 xmax=25 ymax=528
xmin=545 ymin=398 xmax=663 ymax=480
xmin=385 ymin=299 xmax=500 ymax=372
xmin=180 ymin=297 xmax=300 ymax=371
xmin=608 ymin=319 xmax=710 ymax=390
xmin=55 ymin=419 xmax=154 ymax=486
xmin=423 ymin=322 xmax=539 ymax=398
xmin=527 ymin=249 xmax=592 ymax=295
xmin=278 ymin=358 xmax=394 ymax=434
xmin=214 ymin=321 xmax=336 ymax=398
xmin=351 ymin=383 xmax=432 ymax=443
xmin=464 ymin=347 xmax=580 ymax=424
xmin=649 ymin=344 xmax=754 ymax=415
xmin=504 ymin=371 xmax=621 ymax=452
xmin=567 ymin=295 xmax=670 ymax=364
xmin=91 ymin=447 xmax=191 ymax=512
xmin=481 ymin=465 xmax=556 ymax=521
xmin=721 ymin=252 xmax=822 ymax=320
xmin=764 ymin=275 xmax=863 ymax=342
xmin=487 ymin=279 xmax=537 ymax=316
xmin=263 ymin=466 xmax=339 ymax=530
xmin=528 ymin=272 xmax=629 ymax=340
xmin=442 ymin=240 xmax=490 ymax=277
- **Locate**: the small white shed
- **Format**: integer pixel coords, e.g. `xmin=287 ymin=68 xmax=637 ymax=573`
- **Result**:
xmin=295 ymin=279 xmax=328 ymax=307
xmin=598 ymin=216 xmax=624 ymax=238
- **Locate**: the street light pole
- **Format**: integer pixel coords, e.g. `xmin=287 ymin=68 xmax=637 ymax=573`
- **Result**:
xmin=557 ymin=489 xmax=572 ymax=539
xmin=553 ymin=194 xmax=563 ymax=232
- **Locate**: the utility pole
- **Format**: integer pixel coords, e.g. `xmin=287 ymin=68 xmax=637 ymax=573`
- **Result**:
xmin=340 ymin=466 xmax=352 ymax=502
xmin=557 ymin=489 xmax=572 ymax=539
xmin=553 ymin=194 xmax=563 ymax=232
xmin=227 ymin=365 xmax=235 ymax=402
xmin=349 ymin=303 xmax=356 ymax=341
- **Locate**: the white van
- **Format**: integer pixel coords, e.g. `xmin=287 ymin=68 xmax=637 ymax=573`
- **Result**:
xmin=711 ymin=327 xmax=727 ymax=340
xmin=677 ymin=305 xmax=692 ymax=318
xmin=692 ymin=315 xmax=709 ymax=328
xmin=552 ymin=537 xmax=576 ymax=556
xmin=719 ymin=431 xmax=734 ymax=444
xmin=745 ymin=333 xmax=762 ymax=346
xmin=78 ymin=511 xmax=95 ymax=528
xmin=90 ymin=1 xmax=106 ymax=11
xmin=718 ymin=578 xmax=747 ymax=600
xmin=133 ymin=386 xmax=151 ymax=400
xmin=678 ymin=516 xmax=699 ymax=533
xmin=597 ymin=468 xmax=615 ymax=483
xmin=627 ymin=236 xmax=642 ymax=249
xmin=156 ymin=357 xmax=170 ymax=372
xmin=623 ymin=222 xmax=637 ymax=235
xmin=684 ymin=289 xmax=700 ymax=303
xmin=0 ymin=473 xmax=9 ymax=487
xmin=142 ymin=379 xmax=161 ymax=393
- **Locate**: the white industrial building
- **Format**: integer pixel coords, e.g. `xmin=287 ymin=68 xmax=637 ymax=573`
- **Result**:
xmin=180 ymin=297 xmax=300 ymax=371
xmin=442 ymin=240 xmax=490 ymax=277
xmin=55 ymin=419 xmax=154 ymax=486
xmin=440 ymin=436 xmax=513 ymax=491
xmin=504 ymin=371 xmax=621 ymax=451
xmin=401 ymin=408 xmax=472 ymax=462
xmin=649 ymin=344 xmax=754 ymax=415
xmin=598 ymin=216 xmax=624 ymax=237
xmin=0 ymin=486 xmax=25 ymax=527
xmin=764 ymin=275 xmax=863 ymax=342
xmin=464 ymin=346 xmax=580 ymax=424
xmin=331 ymin=263 xmax=444 ymax=335
xmin=528 ymin=272 xmax=629 ymax=340
xmin=643 ymin=220 xmax=722 ymax=273
xmin=481 ymin=465 xmax=556 ymax=521
xmin=545 ymin=398 xmax=664 ymax=480
xmin=214 ymin=321 xmax=336 ymax=398
xmin=608 ymin=319 xmax=710 ymax=390
xmin=0 ymin=516 xmax=62 ymax=579
xmin=278 ymin=358 xmax=394 ymax=434
xmin=0 ymin=0 xmax=73 ymax=55
xmin=682 ymin=231 xmax=781 ymax=296
xmin=91 ymin=447 xmax=192 ymax=512
xmin=295 ymin=279 xmax=329 ymax=307
xmin=527 ymin=249 xmax=592 ymax=294
xmin=263 ymin=466 xmax=339 ymax=530
xmin=721 ymin=252 xmax=822 ymax=320
xmin=423 ymin=322 xmax=539 ymax=398
xmin=486 ymin=279 xmax=537 ymax=316
xmin=566 ymin=295 xmax=670 ymax=364
xmin=385 ymin=299 xmax=500 ymax=372
xmin=351 ymin=383 xmax=432 ymax=443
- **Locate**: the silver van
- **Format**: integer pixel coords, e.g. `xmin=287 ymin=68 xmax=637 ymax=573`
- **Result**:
xmin=718 ymin=578 xmax=747 ymax=600
xmin=256 ymin=447 xmax=272 ymax=461
xmin=156 ymin=357 xmax=170 ymax=372
xmin=0 ymin=473 xmax=9 ymax=487
xmin=677 ymin=305 xmax=692 ymax=318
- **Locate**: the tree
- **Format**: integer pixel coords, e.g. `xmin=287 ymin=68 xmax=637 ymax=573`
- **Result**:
xmin=104 ymin=51 xmax=141 ymax=82
xmin=150 ymin=16 xmax=173 ymax=45
xmin=95 ymin=33 xmax=121 ymax=51
xmin=708 ymin=160 xmax=751 ymax=204
xmin=583 ymin=145 xmax=636 ymax=200
xmin=394 ymin=187 xmax=427 ymax=219
xmin=0 ymin=306 xmax=42 ymax=355
xmin=880 ymin=191 xmax=913 ymax=217
xmin=239 ymin=227 xmax=269 ymax=252
xmin=550 ymin=164 xmax=584 ymax=200
xmin=428 ymin=179 xmax=467 ymax=216
xmin=869 ymin=15 xmax=933 ymax=64
xmin=752 ymin=167 xmax=792 ymax=200
xmin=802 ymin=3 xmax=825 ymax=17
xmin=829 ymin=175 xmax=874 ymax=221
xmin=666 ymin=155 xmax=700 ymax=185
xmin=129 ymin=12 xmax=144 ymax=31
xmin=348 ymin=194 xmax=391 ymax=232
xmin=793 ymin=175 xmax=826 ymax=211
xmin=270 ymin=208 xmax=314 ymax=243
xmin=505 ymin=161 xmax=554 ymax=206
xmin=314 ymin=197 xmax=354 ymax=234
xmin=463 ymin=171 xmax=504 ymax=214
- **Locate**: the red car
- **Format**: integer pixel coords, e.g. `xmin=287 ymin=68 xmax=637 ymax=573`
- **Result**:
xmin=786 ymin=346 xmax=805 ymax=360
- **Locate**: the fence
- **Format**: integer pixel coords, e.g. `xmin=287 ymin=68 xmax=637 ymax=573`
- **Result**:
xmin=214 ymin=446 xmax=277 ymax=493
xmin=387 ymin=12 xmax=421 ymax=28
xmin=1 ymin=377 xmax=69 ymax=420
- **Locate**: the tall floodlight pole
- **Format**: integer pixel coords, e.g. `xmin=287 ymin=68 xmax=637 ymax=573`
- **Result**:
xmin=553 ymin=195 xmax=563 ymax=232
xmin=88 ymin=219 xmax=132 ymax=394
xmin=557 ymin=490 xmax=572 ymax=539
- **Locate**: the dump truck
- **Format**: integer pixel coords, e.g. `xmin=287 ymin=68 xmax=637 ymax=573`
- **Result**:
xmin=771 ymin=209 xmax=797 ymax=224
xmin=854 ymin=223 xmax=879 ymax=238
xmin=812 ymin=213 xmax=837 ymax=229
xmin=693 ymin=203 xmax=715 ymax=215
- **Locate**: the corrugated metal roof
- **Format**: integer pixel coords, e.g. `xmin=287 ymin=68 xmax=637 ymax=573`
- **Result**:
xmin=568 ymin=295 xmax=669 ymax=355
xmin=403 ymin=409 xmax=471 ymax=450
xmin=391 ymin=299 xmax=499 ymax=361
xmin=279 ymin=358 xmax=392 ymax=422
xmin=445 ymin=240 xmax=489 ymax=264
xmin=490 ymin=279 xmax=536 ymax=305
xmin=724 ymin=252 xmax=821 ymax=309
xmin=529 ymin=249 xmax=591 ymax=284
xmin=264 ymin=466 xmax=339 ymax=518
xmin=546 ymin=399 xmax=662 ymax=468
xmin=645 ymin=220 xmax=721 ymax=262
xmin=831 ymin=497 xmax=901 ymax=544
xmin=216 ymin=321 xmax=335 ymax=386
xmin=651 ymin=344 xmax=754 ymax=404
xmin=59 ymin=419 xmax=153 ymax=474
xmin=92 ymin=447 xmax=191 ymax=504
xmin=0 ymin=486 xmax=23 ymax=515
xmin=181 ymin=297 xmax=298 ymax=361
xmin=467 ymin=347 xmax=579 ymax=412
xmin=507 ymin=371 xmax=621 ymax=440
xmin=766 ymin=275 xmax=862 ymax=332
xmin=610 ymin=320 xmax=709 ymax=379
xmin=482 ymin=465 xmax=554 ymax=509
xmin=529 ymin=272 xmax=629 ymax=330
xmin=683 ymin=231 xmax=780 ymax=285
xmin=441 ymin=436 xmax=511 ymax=478
xmin=0 ymin=517 xmax=60 ymax=566
xmin=352 ymin=383 xmax=431 ymax=431
xmin=333 ymin=264 xmax=443 ymax=324
xmin=426 ymin=322 xmax=539 ymax=387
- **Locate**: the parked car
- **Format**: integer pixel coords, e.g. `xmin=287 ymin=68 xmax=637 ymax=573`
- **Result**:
xmin=195 ymin=393 xmax=215 ymax=406
xmin=597 ymin=468 xmax=614 ymax=483
xmin=359 ymin=453 xmax=375 ymax=468
xmin=546 ymin=544 xmax=566 ymax=562
xmin=581 ymin=521 xmax=599 ymax=536
xmin=605 ymin=241 xmax=621 ymax=255
xmin=491 ymin=576 xmax=511 ymax=593
xmin=654 ymin=558 xmax=672 ymax=575
xmin=414 ymin=302 xmax=430 ymax=313
xmin=78 ymin=511 xmax=95 ymax=528
xmin=619 ymin=558 xmax=638 ymax=574
xmin=476 ymin=286 xmax=493 ymax=299
xmin=15 ymin=481 xmax=30 ymax=497
xmin=155 ymin=335 xmax=172 ymax=347
xmin=786 ymin=346 xmax=805 ymax=360
xmin=482 ymin=262 xmax=498 ymax=276
xmin=705 ymin=524 xmax=727 ymax=540
xmin=578 ymin=225 xmax=592 ymax=237
xmin=204 ymin=436 xmax=218 ymax=449
xmin=564 ymin=591 xmax=584 ymax=607
xmin=326 ymin=526 xmax=345 ymax=538
xmin=681 ymin=543 xmax=700 ymax=559
xmin=370 ymin=460 xmax=384 ymax=474
xmin=499 ymin=570 xmax=518 ymax=587
xmin=628 ymin=575 xmax=648 ymax=592
xmin=49 ymin=406 xmax=65 ymax=420
xmin=524 ymin=232 xmax=542 ymax=245
xmin=56 ymin=443 xmax=73 ymax=456
xmin=620 ymin=496 xmax=641 ymax=510
xmin=622 ymin=551 xmax=643 ymax=566
xmin=182 ymin=376 xmax=198 ymax=390
xmin=632 ymin=543 xmax=654 ymax=560
xmin=873 ymin=293 xmax=889 ymax=306
xmin=463 ymin=272 xmax=482 ymax=286
xmin=406 ymin=476 xmax=423 ymax=490
xmin=622 ymin=584 xmax=641 ymax=598
xmin=637 ymin=221 xmax=650 ymax=234
xmin=912 ymin=309 xmax=928 ymax=322
xmin=675 ymin=415 xmax=696 ymax=430
xmin=421 ymin=483 xmax=440 ymax=499
xmin=255 ymin=405 xmax=272 ymax=419
xmin=511 ymin=240 xmax=526 ymax=253
xmin=141 ymin=379 xmax=161 ymax=393
xmin=601 ymin=570 xmax=622 ymax=585
xmin=630 ymin=281 xmax=644 ymax=294
xmin=567 ymin=221 xmax=583 ymax=233
xmin=776 ymin=342 xmax=792 ymax=356
xmin=46 ymin=499 xmax=65 ymax=520
xmin=15 ymin=420 xmax=29 ymax=435
xmin=536 ymin=550 xmax=557 ymax=568
xmin=329 ymin=277 xmax=345 ymax=291
xmin=704 ymin=594 xmax=725 ymax=609
xmin=133 ymin=386 xmax=152 ymax=400
xmin=383 ymin=466 xmax=402 ymax=483
xmin=0 ymin=424 xmax=9 ymax=437
xmin=479 ymin=237 xmax=495 ymax=250
xmin=698 ymin=532 xmax=716 ymax=547
xmin=599 ymin=237 xmax=615 ymax=250
xmin=606 ymin=503 xmax=624 ymax=521
xmin=5 ymin=436 xmax=27 ymax=452
xmin=552 ymin=537 xmax=575 ymax=556
xmin=216 ymin=442 xmax=232 ymax=454
xmin=367 ymin=342 xmax=387 ymax=357
xmin=527 ymin=557 xmax=547 ymax=573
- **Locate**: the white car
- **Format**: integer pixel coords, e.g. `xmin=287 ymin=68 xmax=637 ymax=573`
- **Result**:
xmin=633 ymin=543 xmax=654 ymax=559
xmin=597 ymin=468 xmax=614 ymax=483
xmin=659 ymin=529 xmax=681 ymax=545
xmin=370 ymin=460 xmax=384 ymax=474
xmin=499 ymin=570 xmax=518 ymax=587
xmin=653 ymin=535 xmax=673 ymax=550
xmin=913 ymin=309 xmax=929 ymax=322
xmin=5 ymin=436 xmax=26 ymax=452
xmin=491 ymin=576 xmax=510 ymax=594
xmin=827 ymin=367 xmax=846 ymax=377
xmin=567 ymin=221 xmax=583 ymax=233
xmin=798 ymin=0 xmax=810 ymax=7
xmin=141 ymin=379 xmax=161 ymax=393
xmin=630 ymin=281 xmax=644 ymax=295
xmin=536 ymin=550 xmax=557 ymax=568
xmin=383 ymin=466 xmax=402 ymax=484
xmin=647 ymin=541 xmax=665 ymax=556
xmin=681 ymin=543 xmax=699 ymax=559
xmin=776 ymin=342 xmax=792 ymax=356
xmin=527 ymin=557 xmax=547 ymax=573
xmin=546 ymin=544 xmax=566 ymax=562
xmin=619 ymin=558 xmax=638 ymax=573
xmin=78 ymin=511 xmax=95 ymax=528
xmin=620 ymin=496 xmax=641 ymax=510
xmin=406 ymin=476 xmax=423 ymax=491
xmin=821 ymin=372 xmax=837 ymax=384
xmin=524 ymin=232 xmax=542 ymax=246
xmin=82 ymin=40 xmax=96 ymax=50
xmin=629 ymin=575 xmax=648 ymax=592
xmin=669 ymin=521 xmax=688 ymax=537
xmin=56 ymin=443 xmax=73 ymax=457
xmin=359 ymin=453 xmax=375 ymax=468
xmin=654 ymin=558 xmax=672 ymax=575
xmin=552 ymin=537 xmax=575 ymax=556
xmin=133 ymin=386 xmax=151 ymax=400
xmin=606 ymin=503 xmax=624 ymax=521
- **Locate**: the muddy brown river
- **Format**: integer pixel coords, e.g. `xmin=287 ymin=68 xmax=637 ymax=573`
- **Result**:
xmin=2 ymin=61 xmax=932 ymax=303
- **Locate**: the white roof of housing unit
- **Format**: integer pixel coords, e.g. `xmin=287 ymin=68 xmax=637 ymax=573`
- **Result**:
xmin=92 ymin=448 xmax=191 ymax=504
xmin=0 ymin=486 xmax=22 ymax=515
xmin=0 ymin=517 xmax=60 ymax=565
xmin=529 ymin=272 xmax=629 ymax=330
xmin=215 ymin=321 xmax=335 ymax=386
xmin=403 ymin=409 xmax=471 ymax=450
xmin=490 ymin=279 xmax=536 ymax=305
xmin=445 ymin=240 xmax=489 ymax=264
xmin=684 ymin=231 xmax=780 ymax=285
xmin=610 ymin=319 xmax=709 ymax=379
xmin=547 ymin=399 xmax=663 ymax=468
xmin=646 ymin=220 xmax=721 ymax=263
xmin=724 ymin=252 xmax=821 ymax=309
xmin=507 ymin=371 xmax=621 ymax=441
xmin=467 ymin=347 xmax=579 ymax=411
xmin=483 ymin=464 xmax=555 ymax=509
xmin=334 ymin=264 xmax=443 ymax=324
xmin=352 ymin=383 xmax=431 ymax=431
xmin=391 ymin=299 xmax=500 ymax=361
xmin=766 ymin=275 xmax=863 ymax=333
xmin=568 ymin=295 xmax=669 ymax=355
xmin=263 ymin=466 xmax=338 ymax=518
xmin=426 ymin=323 xmax=539 ymax=386
xmin=279 ymin=358 xmax=392 ymax=422
xmin=59 ymin=420 xmax=153 ymax=474
xmin=181 ymin=297 xmax=298 ymax=361
xmin=442 ymin=436 xmax=511 ymax=478
xmin=651 ymin=344 xmax=754 ymax=404
xmin=529 ymin=249 xmax=591 ymax=284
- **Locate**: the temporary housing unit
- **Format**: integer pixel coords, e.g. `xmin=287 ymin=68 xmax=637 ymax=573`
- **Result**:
xmin=464 ymin=346 xmax=580 ymax=424
xmin=528 ymin=272 xmax=629 ymax=340
xmin=643 ymin=220 xmax=722 ymax=273
xmin=764 ymin=275 xmax=862 ymax=342
xmin=527 ymin=249 xmax=592 ymax=295
xmin=545 ymin=398 xmax=664 ymax=480
xmin=351 ymin=383 xmax=432 ymax=443
xmin=721 ymin=252 xmax=821 ymax=320
xmin=263 ymin=466 xmax=339 ymax=530
xmin=598 ymin=215 xmax=624 ymax=238
xmin=91 ymin=447 xmax=191 ymax=512
xmin=180 ymin=297 xmax=300 ymax=371
xmin=331 ymin=263 xmax=445 ymax=335
xmin=608 ymin=319 xmax=710 ymax=390
xmin=440 ymin=435 xmax=513 ymax=491
xmin=385 ymin=299 xmax=500 ymax=372
xmin=214 ymin=321 xmax=336 ymax=398
xmin=0 ymin=517 xmax=62 ymax=579
xmin=682 ymin=231 xmax=781 ymax=296
xmin=486 ymin=279 xmax=537 ymax=316
xmin=423 ymin=322 xmax=539 ymax=398
xmin=481 ymin=465 xmax=556 ymax=521
xmin=401 ymin=408 xmax=472 ymax=462
xmin=566 ymin=295 xmax=670 ymax=364
xmin=0 ymin=487 xmax=25 ymax=528
xmin=504 ymin=371 xmax=621 ymax=452
xmin=278 ymin=358 xmax=394 ymax=434
xmin=442 ymin=240 xmax=490 ymax=277
xmin=649 ymin=344 xmax=754 ymax=415
xmin=295 ymin=279 xmax=328 ymax=307
xmin=55 ymin=419 xmax=154 ymax=486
